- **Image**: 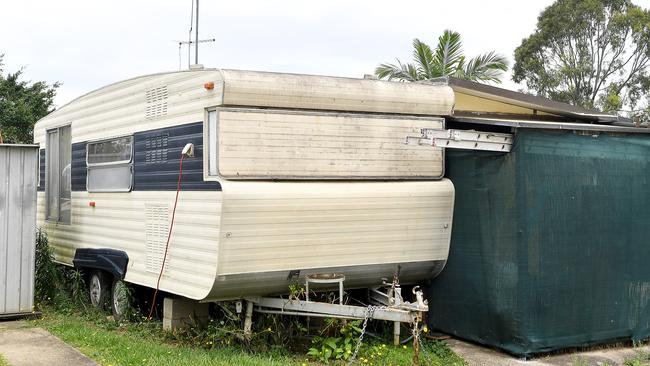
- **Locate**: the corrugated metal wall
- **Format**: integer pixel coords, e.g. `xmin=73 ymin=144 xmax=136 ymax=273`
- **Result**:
xmin=0 ymin=145 xmax=38 ymax=316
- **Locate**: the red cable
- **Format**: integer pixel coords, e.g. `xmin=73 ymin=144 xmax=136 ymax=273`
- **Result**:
xmin=148 ymin=154 xmax=185 ymax=320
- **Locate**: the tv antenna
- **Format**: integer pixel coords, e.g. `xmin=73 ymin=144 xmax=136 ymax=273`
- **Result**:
xmin=176 ymin=0 xmax=214 ymax=69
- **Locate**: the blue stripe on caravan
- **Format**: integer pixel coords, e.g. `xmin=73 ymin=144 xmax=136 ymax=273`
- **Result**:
xmin=38 ymin=149 xmax=45 ymax=191
xmin=71 ymin=142 xmax=87 ymax=191
xmin=133 ymin=122 xmax=221 ymax=191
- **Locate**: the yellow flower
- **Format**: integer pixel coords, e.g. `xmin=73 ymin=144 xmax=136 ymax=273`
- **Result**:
xmin=402 ymin=345 xmax=407 ymax=349
xmin=423 ymin=326 xmax=429 ymax=333
xmin=267 ymin=327 xmax=272 ymax=332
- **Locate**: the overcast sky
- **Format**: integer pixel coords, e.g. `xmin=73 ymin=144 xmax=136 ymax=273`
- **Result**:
xmin=2 ymin=0 xmax=649 ymax=107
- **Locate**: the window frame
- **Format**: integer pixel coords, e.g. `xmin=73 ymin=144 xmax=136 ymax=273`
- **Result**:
xmin=45 ymin=125 xmax=71 ymax=224
xmin=86 ymin=135 xmax=134 ymax=167
xmin=85 ymin=135 xmax=134 ymax=193
xmin=207 ymin=109 xmax=218 ymax=177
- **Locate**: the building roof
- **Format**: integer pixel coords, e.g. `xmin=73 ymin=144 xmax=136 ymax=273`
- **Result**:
xmin=446 ymin=77 xmax=621 ymax=123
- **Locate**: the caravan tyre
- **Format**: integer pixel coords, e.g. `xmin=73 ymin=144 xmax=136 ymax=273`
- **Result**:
xmin=111 ymin=279 xmax=131 ymax=321
xmin=89 ymin=270 xmax=111 ymax=309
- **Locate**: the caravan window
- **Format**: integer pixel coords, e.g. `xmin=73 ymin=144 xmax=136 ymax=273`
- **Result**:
xmin=46 ymin=125 xmax=71 ymax=223
xmin=86 ymin=136 xmax=133 ymax=192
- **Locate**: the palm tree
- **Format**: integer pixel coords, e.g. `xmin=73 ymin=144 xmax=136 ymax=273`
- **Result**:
xmin=375 ymin=30 xmax=509 ymax=84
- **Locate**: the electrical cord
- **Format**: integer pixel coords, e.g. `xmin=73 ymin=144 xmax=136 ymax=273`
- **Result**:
xmin=147 ymin=153 xmax=185 ymax=320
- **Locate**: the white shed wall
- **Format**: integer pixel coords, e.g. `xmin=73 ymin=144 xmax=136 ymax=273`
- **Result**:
xmin=0 ymin=145 xmax=38 ymax=316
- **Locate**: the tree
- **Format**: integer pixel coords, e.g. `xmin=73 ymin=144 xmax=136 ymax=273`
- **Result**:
xmin=512 ymin=0 xmax=650 ymax=119
xmin=0 ymin=54 xmax=59 ymax=144
xmin=375 ymin=30 xmax=509 ymax=83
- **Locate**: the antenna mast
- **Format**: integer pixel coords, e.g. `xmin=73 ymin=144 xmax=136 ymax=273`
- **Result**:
xmin=195 ymin=0 xmax=199 ymax=65
xmin=175 ymin=0 xmax=214 ymax=69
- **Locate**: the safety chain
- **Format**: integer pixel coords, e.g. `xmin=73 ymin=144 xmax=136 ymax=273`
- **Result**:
xmin=348 ymin=305 xmax=386 ymax=365
xmin=416 ymin=325 xmax=434 ymax=365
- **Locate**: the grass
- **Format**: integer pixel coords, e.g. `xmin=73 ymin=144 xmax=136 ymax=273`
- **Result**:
xmin=31 ymin=307 xmax=465 ymax=366
xmin=624 ymin=350 xmax=650 ymax=366
xmin=0 ymin=354 xmax=8 ymax=366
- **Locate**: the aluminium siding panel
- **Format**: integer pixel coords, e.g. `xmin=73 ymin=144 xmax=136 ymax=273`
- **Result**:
xmin=217 ymin=179 xmax=455 ymax=276
xmin=220 ymin=69 xmax=455 ymax=116
xmin=217 ymin=109 xmax=444 ymax=179
xmin=0 ymin=145 xmax=37 ymax=316
xmin=33 ymin=70 xmax=224 ymax=145
xmin=37 ymin=190 xmax=222 ymax=300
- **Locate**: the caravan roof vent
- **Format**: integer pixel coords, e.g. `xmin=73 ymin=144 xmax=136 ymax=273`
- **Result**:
xmin=145 ymin=85 xmax=168 ymax=119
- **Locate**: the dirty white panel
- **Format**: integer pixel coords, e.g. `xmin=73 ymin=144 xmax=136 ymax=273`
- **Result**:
xmin=216 ymin=109 xmax=445 ymax=179
xmin=216 ymin=179 xmax=455 ymax=276
xmin=0 ymin=145 xmax=38 ymax=316
xmin=220 ymin=69 xmax=455 ymax=116
xmin=36 ymin=190 xmax=222 ymax=301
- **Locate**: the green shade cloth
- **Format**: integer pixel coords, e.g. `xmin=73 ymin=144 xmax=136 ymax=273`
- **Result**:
xmin=429 ymin=128 xmax=650 ymax=356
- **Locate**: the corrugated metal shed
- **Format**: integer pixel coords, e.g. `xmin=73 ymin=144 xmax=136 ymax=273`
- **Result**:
xmin=0 ymin=144 xmax=38 ymax=317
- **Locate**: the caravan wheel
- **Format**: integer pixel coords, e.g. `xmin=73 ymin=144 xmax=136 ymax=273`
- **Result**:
xmin=111 ymin=279 xmax=131 ymax=321
xmin=89 ymin=270 xmax=111 ymax=309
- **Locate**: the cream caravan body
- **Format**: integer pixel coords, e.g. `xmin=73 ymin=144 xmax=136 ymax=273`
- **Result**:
xmin=34 ymin=69 xmax=455 ymax=301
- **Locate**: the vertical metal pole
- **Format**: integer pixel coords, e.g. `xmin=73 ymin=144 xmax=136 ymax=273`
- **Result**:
xmin=194 ymin=0 xmax=199 ymax=65
xmin=394 ymin=321 xmax=401 ymax=346
xmin=244 ymin=301 xmax=253 ymax=338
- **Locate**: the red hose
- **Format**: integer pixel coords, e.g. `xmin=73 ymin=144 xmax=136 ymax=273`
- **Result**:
xmin=148 ymin=154 xmax=185 ymax=320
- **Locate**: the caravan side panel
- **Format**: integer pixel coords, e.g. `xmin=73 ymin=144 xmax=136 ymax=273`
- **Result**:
xmin=36 ymin=191 xmax=221 ymax=300
xmin=204 ymin=179 xmax=454 ymax=300
xmin=216 ymin=109 xmax=444 ymax=179
xmin=220 ymin=69 xmax=455 ymax=116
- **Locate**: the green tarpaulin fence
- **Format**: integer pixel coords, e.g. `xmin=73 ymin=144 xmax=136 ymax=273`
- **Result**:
xmin=428 ymin=128 xmax=650 ymax=356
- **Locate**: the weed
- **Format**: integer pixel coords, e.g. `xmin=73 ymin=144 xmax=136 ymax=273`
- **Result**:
xmin=34 ymin=229 xmax=58 ymax=304
xmin=288 ymin=281 xmax=306 ymax=301
xmin=307 ymin=319 xmax=361 ymax=363
xmin=625 ymin=350 xmax=650 ymax=366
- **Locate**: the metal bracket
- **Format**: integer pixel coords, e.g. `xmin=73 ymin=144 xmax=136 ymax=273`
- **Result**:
xmin=406 ymin=128 xmax=513 ymax=152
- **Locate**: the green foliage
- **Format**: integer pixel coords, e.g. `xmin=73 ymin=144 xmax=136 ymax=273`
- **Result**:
xmin=34 ymin=229 xmax=87 ymax=310
xmin=307 ymin=320 xmax=361 ymax=363
xmin=0 ymin=54 xmax=59 ymax=143
xmin=624 ymin=350 xmax=650 ymax=366
xmin=512 ymin=0 xmax=650 ymax=116
xmin=35 ymin=309 xmax=301 ymax=366
xmin=34 ymin=229 xmax=58 ymax=303
xmin=288 ymin=281 xmax=305 ymax=300
xmin=375 ymin=30 xmax=509 ymax=83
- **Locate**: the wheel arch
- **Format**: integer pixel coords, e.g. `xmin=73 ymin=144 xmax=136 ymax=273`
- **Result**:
xmin=73 ymin=248 xmax=129 ymax=280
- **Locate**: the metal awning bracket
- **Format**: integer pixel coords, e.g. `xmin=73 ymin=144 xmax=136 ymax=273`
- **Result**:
xmin=406 ymin=128 xmax=513 ymax=152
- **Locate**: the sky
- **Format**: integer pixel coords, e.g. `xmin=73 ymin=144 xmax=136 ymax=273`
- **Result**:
xmin=1 ymin=0 xmax=649 ymax=108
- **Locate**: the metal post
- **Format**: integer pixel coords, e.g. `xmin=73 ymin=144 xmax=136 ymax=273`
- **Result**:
xmin=243 ymin=301 xmax=253 ymax=338
xmin=194 ymin=0 xmax=199 ymax=65
xmin=412 ymin=317 xmax=420 ymax=366
xmin=393 ymin=321 xmax=401 ymax=346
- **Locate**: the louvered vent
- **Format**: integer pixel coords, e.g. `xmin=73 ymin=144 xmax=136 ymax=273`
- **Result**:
xmin=145 ymin=203 xmax=170 ymax=273
xmin=145 ymin=86 xmax=168 ymax=119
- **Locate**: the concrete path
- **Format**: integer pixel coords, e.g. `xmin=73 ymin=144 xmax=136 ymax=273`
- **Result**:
xmin=0 ymin=320 xmax=98 ymax=366
xmin=448 ymin=338 xmax=650 ymax=366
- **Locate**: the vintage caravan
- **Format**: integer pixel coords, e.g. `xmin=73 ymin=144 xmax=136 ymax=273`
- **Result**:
xmin=34 ymin=68 xmax=457 ymax=316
